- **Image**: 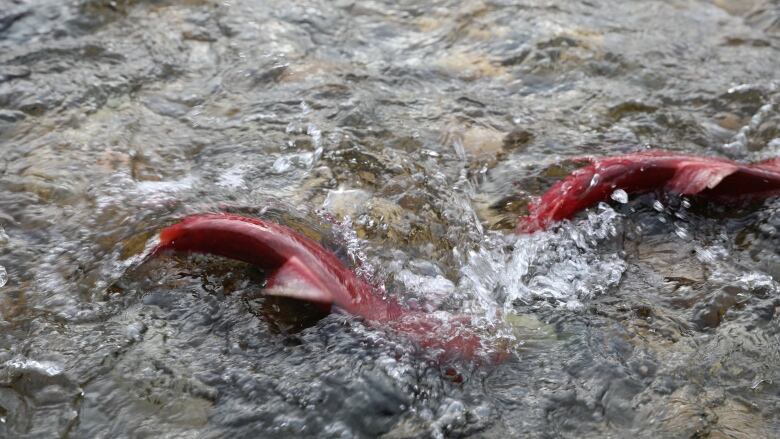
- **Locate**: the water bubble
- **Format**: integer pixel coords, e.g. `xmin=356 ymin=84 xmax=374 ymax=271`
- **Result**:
xmin=589 ymin=173 xmax=600 ymax=187
xmin=0 ymin=266 xmax=6 ymax=288
xmin=652 ymin=200 xmax=664 ymax=212
xmin=681 ymin=198 xmax=691 ymax=209
xmin=272 ymin=156 xmax=292 ymax=173
xmin=610 ymin=189 xmax=628 ymax=204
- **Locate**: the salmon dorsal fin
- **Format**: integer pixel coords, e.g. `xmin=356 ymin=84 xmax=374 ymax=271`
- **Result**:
xmin=666 ymin=161 xmax=738 ymax=195
xmin=265 ymin=257 xmax=334 ymax=304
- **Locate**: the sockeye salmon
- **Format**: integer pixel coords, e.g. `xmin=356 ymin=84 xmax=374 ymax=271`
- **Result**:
xmin=154 ymin=213 xmax=504 ymax=364
xmin=518 ymin=150 xmax=780 ymax=233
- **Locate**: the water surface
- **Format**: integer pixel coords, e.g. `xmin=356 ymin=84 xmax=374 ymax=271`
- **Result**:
xmin=1 ymin=0 xmax=780 ymax=437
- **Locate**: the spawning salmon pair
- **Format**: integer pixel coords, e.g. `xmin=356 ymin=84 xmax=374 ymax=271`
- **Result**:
xmin=153 ymin=150 xmax=780 ymax=364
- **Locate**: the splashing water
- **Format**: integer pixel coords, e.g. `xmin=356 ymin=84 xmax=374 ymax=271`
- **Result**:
xmin=610 ymin=188 xmax=629 ymax=204
xmin=460 ymin=204 xmax=627 ymax=312
xmin=3 ymin=0 xmax=780 ymax=437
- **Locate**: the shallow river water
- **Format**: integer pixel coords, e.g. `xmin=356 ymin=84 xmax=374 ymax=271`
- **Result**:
xmin=1 ymin=0 xmax=780 ymax=437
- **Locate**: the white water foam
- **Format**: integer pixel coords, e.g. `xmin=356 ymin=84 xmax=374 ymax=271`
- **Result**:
xmin=721 ymin=82 xmax=778 ymax=157
xmin=216 ymin=164 xmax=249 ymax=189
xmin=95 ymin=172 xmax=197 ymax=210
xmin=4 ymin=357 xmax=63 ymax=377
xmin=459 ymin=204 xmax=627 ymax=312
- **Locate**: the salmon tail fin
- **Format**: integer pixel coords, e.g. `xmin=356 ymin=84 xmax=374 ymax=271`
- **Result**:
xmin=666 ymin=162 xmax=738 ymax=195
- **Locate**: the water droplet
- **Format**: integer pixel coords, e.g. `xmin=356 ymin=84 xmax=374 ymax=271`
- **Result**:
xmin=681 ymin=199 xmax=691 ymax=209
xmin=653 ymin=200 xmax=664 ymax=212
xmin=0 ymin=266 xmax=6 ymax=287
xmin=610 ymin=189 xmax=628 ymax=204
xmin=272 ymin=156 xmax=292 ymax=173
xmin=589 ymin=173 xmax=600 ymax=187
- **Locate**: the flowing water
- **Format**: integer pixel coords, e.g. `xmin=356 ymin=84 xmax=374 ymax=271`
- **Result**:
xmin=2 ymin=0 xmax=780 ymax=437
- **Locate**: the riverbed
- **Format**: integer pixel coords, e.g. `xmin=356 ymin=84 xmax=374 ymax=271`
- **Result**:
xmin=1 ymin=0 xmax=779 ymax=437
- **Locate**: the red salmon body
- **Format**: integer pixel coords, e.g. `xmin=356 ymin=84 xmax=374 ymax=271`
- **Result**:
xmin=518 ymin=150 xmax=780 ymax=233
xmin=154 ymin=213 xmax=500 ymax=363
